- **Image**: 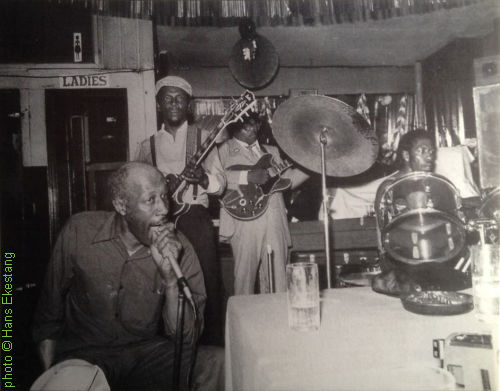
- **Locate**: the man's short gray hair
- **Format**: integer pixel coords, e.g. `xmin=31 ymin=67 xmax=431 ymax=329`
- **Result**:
xmin=108 ymin=162 xmax=159 ymax=203
xmin=108 ymin=163 xmax=133 ymax=203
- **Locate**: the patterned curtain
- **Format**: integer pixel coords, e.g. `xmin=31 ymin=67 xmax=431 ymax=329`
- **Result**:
xmin=351 ymin=93 xmax=417 ymax=166
xmin=426 ymin=82 xmax=470 ymax=147
xmin=35 ymin=0 xmax=486 ymax=25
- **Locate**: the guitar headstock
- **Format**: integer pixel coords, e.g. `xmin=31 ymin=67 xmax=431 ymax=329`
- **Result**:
xmin=221 ymin=90 xmax=257 ymax=128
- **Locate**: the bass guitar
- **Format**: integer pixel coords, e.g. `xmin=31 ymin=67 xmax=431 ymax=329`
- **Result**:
xmin=168 ymin=90 xmax=257 ymax=220
xmin=221 ymin=153 xmax=292 ymax=220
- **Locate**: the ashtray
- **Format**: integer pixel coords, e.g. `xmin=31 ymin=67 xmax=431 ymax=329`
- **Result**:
xmin=401 ymin=290 xmax=474 ymax=316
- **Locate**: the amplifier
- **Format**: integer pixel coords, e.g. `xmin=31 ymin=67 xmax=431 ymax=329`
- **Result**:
xmin=290 ymin=249 xmax=379 ymax=267
xmin=289 ymin=218 xmax=380 ymax=288
xmin=291 ymin=249 xmax=379 ymax=289
xmin=289 ymin=217 xmax=378 ymax=253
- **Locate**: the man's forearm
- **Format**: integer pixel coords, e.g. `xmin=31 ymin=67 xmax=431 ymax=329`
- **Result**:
xmin=38 ymin=339 xmax=57 ymax=371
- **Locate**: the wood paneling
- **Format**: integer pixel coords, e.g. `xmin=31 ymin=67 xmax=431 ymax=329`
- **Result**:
xmin=101 ymin=17 xmax=154 ymax=70
xmin=174 ymin=66 xmax=415 ymax=97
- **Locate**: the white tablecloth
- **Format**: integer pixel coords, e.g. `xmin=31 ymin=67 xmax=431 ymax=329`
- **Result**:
xmin=225 ymin=288 xmax=493 ymax=391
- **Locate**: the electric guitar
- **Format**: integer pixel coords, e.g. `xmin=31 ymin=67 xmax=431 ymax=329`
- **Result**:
xmin=169 ymin=90 xmax=257 ymax=220
xmin=221 ymin=153 xmax=292 ymax=220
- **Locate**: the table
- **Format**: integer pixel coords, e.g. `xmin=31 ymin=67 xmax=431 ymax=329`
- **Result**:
xmin=225 ymin=287 xmax=494 ymax=391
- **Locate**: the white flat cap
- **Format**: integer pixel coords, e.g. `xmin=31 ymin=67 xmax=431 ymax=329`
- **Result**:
xmin=155 ymin=76 xmax=192 ymax=96
xmin=30 ymin=359 xmax=110 ymax=391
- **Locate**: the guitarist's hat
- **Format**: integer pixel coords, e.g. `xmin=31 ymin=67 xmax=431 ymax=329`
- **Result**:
xmin=155 ymin=76 xmax=192 ymax=97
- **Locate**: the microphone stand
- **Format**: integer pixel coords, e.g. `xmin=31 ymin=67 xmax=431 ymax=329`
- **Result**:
xmin=172 ymin=279 xmax=198 ymax=391
xmin=320 ymin=127 xmax=332 ymax=289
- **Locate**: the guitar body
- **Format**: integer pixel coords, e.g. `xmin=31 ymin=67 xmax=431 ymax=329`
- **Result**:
xmin=165 ymin=173 xmax=191 ymax=218
xmin=221 ymin=154 xmax=292 ymax=220
xmin=162 ymin=90 xmax=257 ymax=224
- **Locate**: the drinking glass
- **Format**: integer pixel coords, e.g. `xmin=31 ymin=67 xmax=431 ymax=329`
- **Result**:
xmin=286 ymin=262 xmax=320 ymax=331
xmin=470 ymin=244 xmax=500 ymax=323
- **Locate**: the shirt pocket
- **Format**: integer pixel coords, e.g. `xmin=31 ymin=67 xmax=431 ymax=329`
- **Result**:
xmin=118 ymin=284 xmax=165 ymax=337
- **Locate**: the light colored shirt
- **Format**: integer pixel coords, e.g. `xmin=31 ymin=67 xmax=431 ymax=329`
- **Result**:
xmin=135 ymin=121 xmax=225 ymax=208
xmin=435 ymin=145 xmax=479 ymax=198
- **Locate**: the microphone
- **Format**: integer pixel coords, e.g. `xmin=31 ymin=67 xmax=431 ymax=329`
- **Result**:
xmin=151 ymin=225 xmax=195 ymax=305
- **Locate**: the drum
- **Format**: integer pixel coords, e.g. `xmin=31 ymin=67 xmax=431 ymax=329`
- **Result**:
xmin=378 ymin=172 xmax=466 ymax=265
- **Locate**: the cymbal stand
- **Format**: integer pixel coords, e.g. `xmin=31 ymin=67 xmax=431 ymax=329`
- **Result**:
xmin=320 ymin=128 xmax=332 ymax=288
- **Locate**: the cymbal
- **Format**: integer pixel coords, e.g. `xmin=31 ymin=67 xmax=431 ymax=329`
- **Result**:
xmin=271 ymin=95 xmax=378 ymax=177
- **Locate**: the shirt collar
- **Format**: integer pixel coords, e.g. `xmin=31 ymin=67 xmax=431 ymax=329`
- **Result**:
xmin=92 ymin=212 xmax=151 ymax=259
xmin=92 ymin=212 xmax=121 ymax=244
xmin=159 ymin=121 xmax=188 ymax=137
xmin=234 ymin=138 xmax=260 ymax=149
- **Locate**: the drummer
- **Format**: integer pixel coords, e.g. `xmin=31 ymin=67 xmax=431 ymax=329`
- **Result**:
xmin=372 ymin=129 xmax=470 ymax=295
xmin=374 ymin=128 xmax=435 ymax=220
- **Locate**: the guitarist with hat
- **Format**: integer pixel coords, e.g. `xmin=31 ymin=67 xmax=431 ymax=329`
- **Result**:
xmin=219 ymin=112 xmax=309 ymax=295
xmin=135 ymin=76 xmax=226 ymax=346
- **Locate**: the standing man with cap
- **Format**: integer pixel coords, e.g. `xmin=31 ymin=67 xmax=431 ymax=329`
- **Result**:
xmin=135 ymin=76 xmax=226 ymax=346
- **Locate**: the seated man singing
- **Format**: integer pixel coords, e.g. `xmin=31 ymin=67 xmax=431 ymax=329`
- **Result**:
xmin=32 ymin=162 xmax=220 ymax=391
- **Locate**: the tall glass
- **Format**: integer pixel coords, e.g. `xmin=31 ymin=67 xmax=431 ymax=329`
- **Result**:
xmin=470 ymin=244 xmax=500 ymax=323
xmin=286 ymin=262 xmax=320 ymax=331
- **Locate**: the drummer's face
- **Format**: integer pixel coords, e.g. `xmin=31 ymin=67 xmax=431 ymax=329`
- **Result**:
xmin=408 ymin=138 xmax=435 ymax=172
xmin=235 ymin=118 xmax=259 ymax=145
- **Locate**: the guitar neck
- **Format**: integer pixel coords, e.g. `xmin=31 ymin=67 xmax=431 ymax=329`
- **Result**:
xmin=275 ymin=161 xmax=292 ymax=175
xmin=174 ymin=90 xmax=256 ymax=193
xmin=269 ymin=156 xmax=292 ymax=176
xmin=228 ymin=154 xmax=292 ymax=176
xmin=189 ymin=122 xmax=224 ymax=168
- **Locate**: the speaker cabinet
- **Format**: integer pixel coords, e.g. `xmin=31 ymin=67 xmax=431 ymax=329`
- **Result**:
xmin=473 ymin=83 xmax=500 ymax=189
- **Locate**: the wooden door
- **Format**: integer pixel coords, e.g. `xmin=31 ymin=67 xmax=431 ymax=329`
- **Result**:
xmin=46 ymin=89 xmax=128 ymax=244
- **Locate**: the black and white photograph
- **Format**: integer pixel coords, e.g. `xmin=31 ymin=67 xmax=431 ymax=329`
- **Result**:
xmin=0 ymin=0 xmax=499 ymax=390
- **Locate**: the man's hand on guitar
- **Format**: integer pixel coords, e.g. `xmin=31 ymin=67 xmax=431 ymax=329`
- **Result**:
xmin=183 ymin=164 xmax=209 ymax=189
xmin=248 ymin=168 xmax=270 ymax=185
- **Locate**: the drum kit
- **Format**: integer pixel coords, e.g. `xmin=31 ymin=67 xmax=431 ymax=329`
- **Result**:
xmin=376 ymin=172 xmax=466 ymax=266
xmin=270 ymin=94 xmax=499 ymax=288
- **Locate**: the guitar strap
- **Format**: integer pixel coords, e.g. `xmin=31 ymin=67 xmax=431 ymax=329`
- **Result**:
xmin=150 ymin=135 xmax=157 ymax=167
xmin=149 ymin=126 xmax=200 ymax=170
xmin=185 ymin=126 xmax=201 ymax=200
